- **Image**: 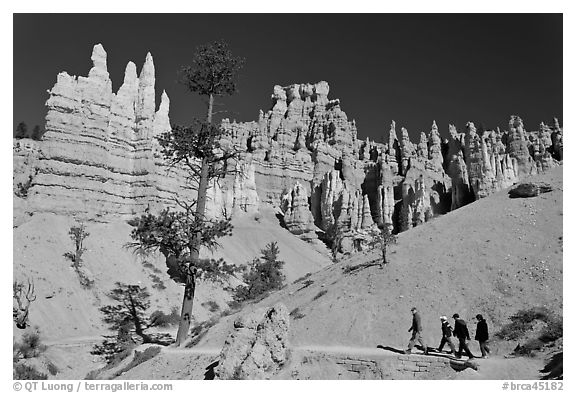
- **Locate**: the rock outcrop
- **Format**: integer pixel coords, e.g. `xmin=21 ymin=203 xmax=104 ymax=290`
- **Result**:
xmin=13 ymin=44 xmax=258 ymax=223
xmin=215 ymin=303 xmax=290 ymax=380
xmin=508 ymin=182 xmax=554 ymax=198
xmin=13 ymin=44 xmax=563 ymax=253
xmin=280 ymin=182 xmax=315 ymax=236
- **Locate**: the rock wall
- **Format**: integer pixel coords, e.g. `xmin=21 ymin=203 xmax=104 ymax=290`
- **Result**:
xmin=219 ymin=82 xmax=561 ymax=251
xmin=13 ymin=44 xmax=562 ymax=252
xmin=13 ymin=44 xmax=257 ymax=223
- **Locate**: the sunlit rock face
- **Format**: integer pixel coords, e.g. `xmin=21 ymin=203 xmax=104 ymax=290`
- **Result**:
xmin=13 ymin=44 xmax=257 ymax=223
xmin=13 ymin=44 xmax=562 ymax=253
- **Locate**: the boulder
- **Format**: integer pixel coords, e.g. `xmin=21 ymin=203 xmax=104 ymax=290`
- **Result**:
xmin=509 ymin=182 xmax=553 ymax=198
xmin=215 ymin=303 xmax=290 ymax=380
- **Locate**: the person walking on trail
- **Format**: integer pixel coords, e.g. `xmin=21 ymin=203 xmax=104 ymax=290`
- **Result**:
xmin=405 ymin=307 xmax=428 ymax=355
xmin=437 ymin=316 xmax=456 ymax=355
xmin=452 ymin=313 xmax=474 ymax=359
xmin=475 ymin=314 xmax=490 ymax=358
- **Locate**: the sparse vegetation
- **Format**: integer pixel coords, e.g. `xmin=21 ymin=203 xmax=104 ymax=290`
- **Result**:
xmin=142 ymin=260 xmax=163 ymax=274
xmin=342 ymin=260 xmax=381 ymax=274
xmin=15 ymin=175 xmax=33 ymax=198
xmin=539 ymin=317 xmax=563 ymax=343
xmin=13 ymin=328 xmax=48 ymax=380
xmin=14 ymin=122 xmax=45 ymax=140
xmin=202 ymin=300 xmax=220 ymax=312
xmin=324 ymin=222 xmax=344 ymax=263
xmin=64 ymin=223 xmax=94 ymax=288
xmin=496 ymin=307 xmax=563 ymax=356
xmin=293 ymin=272 xmax=312 ymax=284
xmin=186 ymin=316 xmax=219 ymax=348
xmin=13 ymin=363 xmax=48 ymax=380
xmin=149 ymin=307 xmax=180 ymax=327
xmin=126 ymin=40 xmax=244 ymax=347
xmin=46 ymin=361 xmax=59 ymax=376
xmin=92 ymin=282 xmax=174 ymax=362
xmin=149 ymin=274 xmax=167 ymax=290
xmin=127 ymin=206 xmax=238 ymax=348
xmin=99 ymin=282 xmax=171 ymax=344
xmin=14 ymin=122 xmax=28 ymax=139
xmin=367 ymin=226 xmax=397 ymax=265
xmin=496 ymin=307 xmax=557 ymax=341
xmin=13 ymin=278 xmax=37 ymax=329
xmin=14 ymin=328 xmax=46 ymax=359
xmin=117 ymin=346 xmax=161 ymax=376
xmin=312 ymin=289 xmax=328 ymax=301
xmin=295 ymin=277 xmax=315 ymax=293
xmin=233 ymin=242 xmax=285 ymax=303
xmin=289 ymin=307 xmax=305 ymax=320
xmin=91 ymin=336 xmax=134 ymax=364
xmin=298 ymin=279 xmax=314 ymax=289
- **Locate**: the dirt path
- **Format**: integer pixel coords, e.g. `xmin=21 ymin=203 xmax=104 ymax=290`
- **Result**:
xmin=296 ymin=345 xmax=397 ymax=357
xmin=162 ymin=347 xmax=221 ymax=355
xmin=44 ymin=335 xmax=103 ymax=347
xmin=43 ymin=338 xmax=440 ymax=359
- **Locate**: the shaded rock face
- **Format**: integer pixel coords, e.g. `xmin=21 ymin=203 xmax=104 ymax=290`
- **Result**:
xmin=13 ymin=44 xmax=562 ymax=249
xmin=215 ymin=303 xmax=290 ymax=380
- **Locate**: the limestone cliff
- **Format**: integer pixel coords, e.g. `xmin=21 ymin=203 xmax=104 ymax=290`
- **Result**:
xmin=13 ymin=44 xmax=562 ymax=254
xmin=13 ymin=44 xmax=256 ymax=224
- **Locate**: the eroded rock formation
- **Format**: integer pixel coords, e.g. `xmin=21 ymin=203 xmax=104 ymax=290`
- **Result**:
xmin=280 ymin=182 xmax=315 ymax=236
xmin=13 ymin=44 xmax=562 ymax=253
xmin=215 ymin=303 xmax=290 ymax=380
xmin=13 ymin=44 xmax=257 ymax=222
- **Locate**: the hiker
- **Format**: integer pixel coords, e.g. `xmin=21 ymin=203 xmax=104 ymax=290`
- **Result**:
xmin=405 ymin=307 xmax=428 ymax=355
xmin=452 ymin=313 xmax=474 ymax=359
xmin=437 ymin=315 xmax=456 ymax=355
xmin=475 ymin=314 xmax=490 ymax=358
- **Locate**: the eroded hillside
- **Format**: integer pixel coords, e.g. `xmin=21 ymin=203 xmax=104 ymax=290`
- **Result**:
xmin=114 ymin=165 xmax=562 ymax=380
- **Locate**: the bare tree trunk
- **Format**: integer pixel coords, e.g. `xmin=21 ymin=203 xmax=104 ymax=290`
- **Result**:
xmin=382 ymin=244 xmax=387 ymax=265
xmin=128 ymin=293 xmax=150 ymax=343
xmin=175 ymin=272 xmax=196 ymax=346
xmin=174 ymin=94 xmax=214 ymax=347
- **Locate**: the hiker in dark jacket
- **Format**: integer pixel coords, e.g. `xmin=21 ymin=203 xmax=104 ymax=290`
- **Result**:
xmin=475 ymin=314 xmax=490 ymax=358
xmin=452 ymin=313 xmax=474 ymax=359
xmin=437 ymin=316 xmax=456 ymax=354
xmin=405 ymin=307 xmax=428 ymax=354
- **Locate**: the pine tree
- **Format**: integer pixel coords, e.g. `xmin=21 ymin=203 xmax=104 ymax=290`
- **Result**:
xmin=325 ymin=222 xmax=344 ymax=263
xmin=14 ymin=122 xmax=28 ymax=139
xmin=99 ymin=282 xmax=152 ymax=343
xmin=129 ymin=40 xmax=245 ymax=346
xmin=31 ymin=125 xmax=43 ymax=140
xmin=233 ymin=242 xmax=285 ymax=302
xmin=368 ymin=226 xmax=398 ymax=266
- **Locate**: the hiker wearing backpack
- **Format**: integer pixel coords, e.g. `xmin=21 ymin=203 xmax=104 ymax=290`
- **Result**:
xmin=437 ymin=315 xmax=456 ymax=355
xmin=452 ymin=313 xmax=474 ymax=359
xmin=404 ymin=307 xmax=429 ymax=355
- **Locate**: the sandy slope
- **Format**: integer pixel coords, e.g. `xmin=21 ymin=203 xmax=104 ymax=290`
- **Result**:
xmin=204 ymin=205 xmax=331 ymax=282
xmin=138 ymin=165 xmax=561 ymax=379
xmin=13 ymin=201 xmax=331 ymax=380
xmin=15 ymin=165 xmax=562 ymax=379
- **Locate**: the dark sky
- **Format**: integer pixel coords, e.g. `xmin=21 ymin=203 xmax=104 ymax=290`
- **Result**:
xmin=13 ymin=14 xmax=563 ymax=142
